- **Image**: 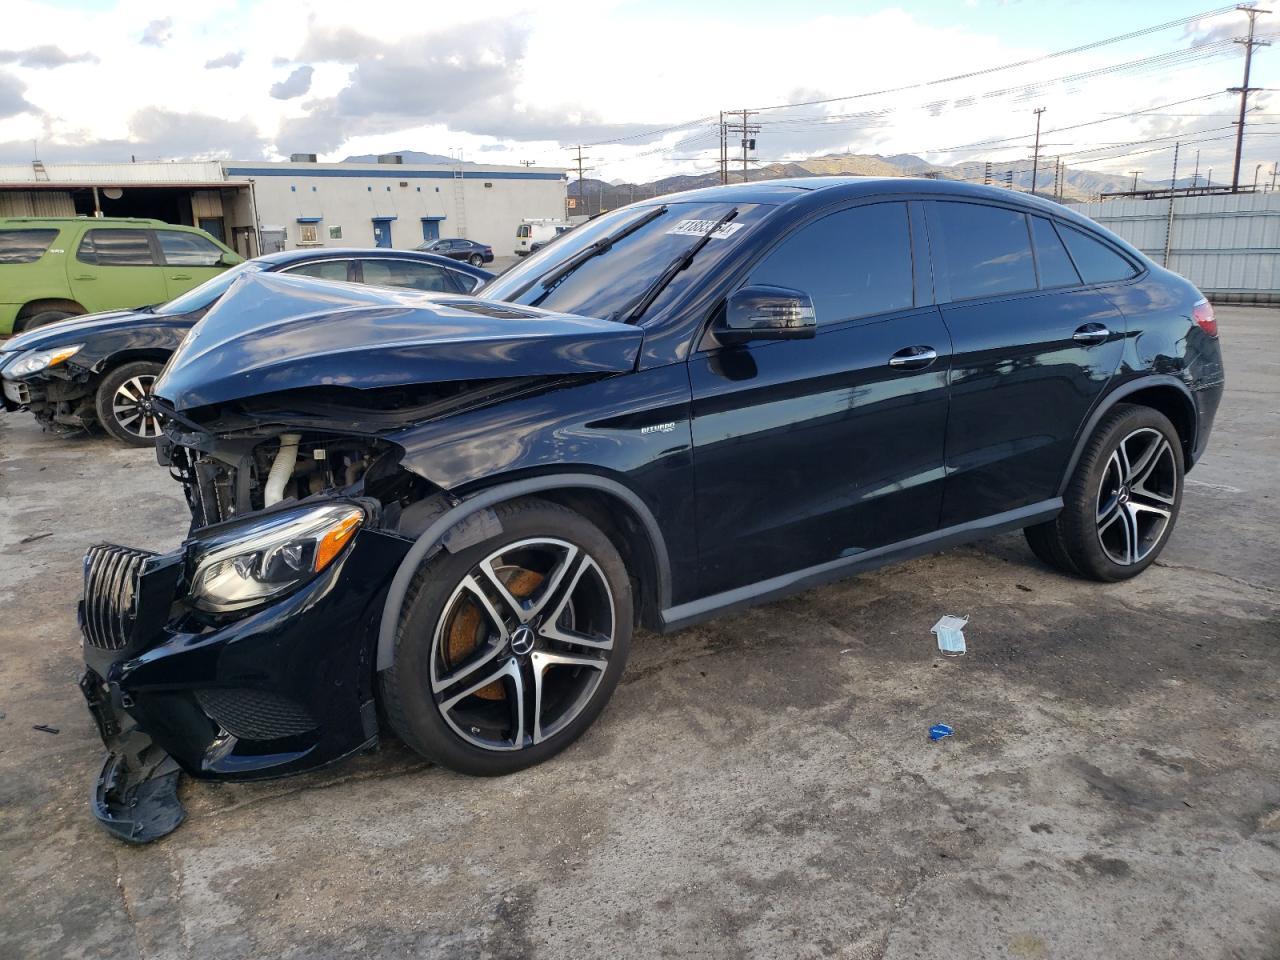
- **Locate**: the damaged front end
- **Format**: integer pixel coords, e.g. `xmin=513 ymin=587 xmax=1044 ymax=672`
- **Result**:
xmin=75 ymin=271 xmax=643 ymax=842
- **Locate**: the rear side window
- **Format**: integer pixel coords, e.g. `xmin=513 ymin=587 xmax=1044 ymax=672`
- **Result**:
xmin=1058 ymin=224 xmax=1139 ymax=283
xmin=157 ymin=230 xmax=224 ymax=266
xmin=281 ymin=260 xmax=350 ymax=282
xmin=934 ymin=202 xmax=1036 ymax=300
xmin=1030 ymin=217 xmax=1081 ymax=289
xmin=360 ymin=259 xmax=463 ymax=293
xmin=747 ymin=202 xmax=914 ymax=325
xmin=77 ymin=229 xmax=154 ymax=266
xmin=0 ymin=229 xmax=58 ymax=264
xmin=517 ymin=225 xmax=531 ymax=238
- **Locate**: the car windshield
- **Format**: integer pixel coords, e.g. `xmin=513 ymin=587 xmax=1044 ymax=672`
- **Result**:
xmin=157 ymin=260 xmax=266 ymax=316
xmin=482 ymin=201 xmax=771 ymax=321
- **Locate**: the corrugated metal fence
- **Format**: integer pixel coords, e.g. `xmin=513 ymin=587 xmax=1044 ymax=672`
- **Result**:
xmin=1067 ymin=192 xmax=1280 ymax=303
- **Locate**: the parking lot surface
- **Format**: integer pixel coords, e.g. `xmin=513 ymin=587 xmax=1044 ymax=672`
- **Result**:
xmin=1 ymin=306 xmax=1277 ymax=960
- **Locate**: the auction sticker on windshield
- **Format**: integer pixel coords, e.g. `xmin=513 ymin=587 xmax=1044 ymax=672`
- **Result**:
xmin=666 ymin=220 xmax=746 ymax=239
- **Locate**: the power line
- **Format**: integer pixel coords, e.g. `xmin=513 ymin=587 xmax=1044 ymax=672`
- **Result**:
xmin=748 ymin=4 xmax=1242 ymax=113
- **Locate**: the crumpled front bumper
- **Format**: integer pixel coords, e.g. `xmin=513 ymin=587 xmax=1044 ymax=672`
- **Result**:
xmin=77 ymin=523 xmax=412 ymax=843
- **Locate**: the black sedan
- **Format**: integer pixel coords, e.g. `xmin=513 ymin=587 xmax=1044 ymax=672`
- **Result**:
xmin=0 ymin=248 xmax=492 ymax=445
xmin=415 ymin=238 xmax=495 ymax=266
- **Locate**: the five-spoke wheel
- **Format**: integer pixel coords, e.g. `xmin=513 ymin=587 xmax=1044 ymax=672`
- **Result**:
xmin=380 ymin=499 xmax=632 ymax=775
xmin=1024 ymin=403 xmax=1184 ymax=581
xmin=94 ymin=360 xmax=165 ymax=446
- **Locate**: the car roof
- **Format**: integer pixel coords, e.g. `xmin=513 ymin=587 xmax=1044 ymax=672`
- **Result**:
xmin=255 ymin=246 xmax=492 ymax=276
xmin=0 ymin=216 xmax=165 ymax=226
xmin=639 ymin=175 xmax=1080 ymax=218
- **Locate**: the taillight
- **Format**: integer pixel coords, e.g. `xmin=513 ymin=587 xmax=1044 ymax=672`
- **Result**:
xmin=1192 ymin=298 xmax=1218 ymax=338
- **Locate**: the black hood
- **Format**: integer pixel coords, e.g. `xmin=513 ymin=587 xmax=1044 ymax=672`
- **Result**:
xmin=153 ymin=272 xmax=644 ymax=411
xmin=2 ymin=308 xmax=160 ymax=353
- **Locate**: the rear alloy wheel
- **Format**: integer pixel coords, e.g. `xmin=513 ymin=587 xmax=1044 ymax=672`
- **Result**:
xmin=380 ymin=499 xmax=632 ymax=775
xmin=469 ymin=254 xmax=484 ymax=267
xmin=1024 ymin=403 xmax=1183 ymax=581
xmin=94 ymin=361 xmax=165 ymax=446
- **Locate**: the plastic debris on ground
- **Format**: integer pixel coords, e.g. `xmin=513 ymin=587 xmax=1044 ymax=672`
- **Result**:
xmin=931 ymin=614 xmax=969 ymax=657
xmin=929 ymin=724 xmax=954 ymax=742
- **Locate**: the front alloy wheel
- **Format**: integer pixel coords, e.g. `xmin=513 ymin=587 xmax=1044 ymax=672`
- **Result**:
xmin=380 ymin=499 xmax=632 ymax=775
xmin=94 ymin=360 xmax=165 ymax=446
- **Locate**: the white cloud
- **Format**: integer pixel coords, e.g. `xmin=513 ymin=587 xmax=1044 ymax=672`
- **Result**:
xmin=0 ymin=1 xmax=1266 ymax=183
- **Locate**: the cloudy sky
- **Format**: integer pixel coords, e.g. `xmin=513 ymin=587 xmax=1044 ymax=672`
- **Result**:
xmin=0 ymin=0 xmax=1273 ymax=183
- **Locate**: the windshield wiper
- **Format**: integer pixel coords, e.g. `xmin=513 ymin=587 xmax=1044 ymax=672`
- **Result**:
xmin=518 ymin=205 xmax=668 ymax=305
xmin=616 ymin=207 xmax=739 ymax=325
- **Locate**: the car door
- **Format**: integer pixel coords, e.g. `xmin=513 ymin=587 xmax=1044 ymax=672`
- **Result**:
xmin=926 ymin=200 xmax=1126 ymax=527
xmin=70 ymin=228 xmax=168 ymax=311
xmin=356 ymin=258 xmax=471 ymax=293
xmin=689 ymin=200 xmax=952 ymax=597
xmin=155 ymin=229 xmax=228 ymax=299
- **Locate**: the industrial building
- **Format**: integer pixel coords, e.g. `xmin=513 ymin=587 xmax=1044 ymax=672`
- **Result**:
xmin=0 ymin=156 xmax=569 ymax=259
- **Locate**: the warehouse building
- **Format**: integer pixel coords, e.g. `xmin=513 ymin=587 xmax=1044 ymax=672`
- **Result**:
xmin=0 ymin=156 xmax=568 ymax=259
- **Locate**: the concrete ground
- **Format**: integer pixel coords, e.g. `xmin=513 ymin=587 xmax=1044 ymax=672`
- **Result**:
xmin=1 ymin=307 xmax=1277 ymax=960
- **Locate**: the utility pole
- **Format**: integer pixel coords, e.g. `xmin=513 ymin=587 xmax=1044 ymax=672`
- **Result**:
xmin=719 ymin=111 xmax=727 ymax=185
xmin=727 ymin=109 xmax=760 ymax=183
xmin=1231 ymin=4 xmax=1271 ymax=191
xmin=519 ymin=160 xmax=535 ymax=168
xmin=1164 ymin=142 xmax=1180 ymax=267
xmin=572 ymin=145 xmax=593 ymax=216
xmin=1272 ymin=162 xmax=1279 ymax=190
xmin=1055 ymin=157 xmax=1064 ymax=200
xmin=1030 ymin=107 xmax=1046 ymax=196
xmin=1129 ymin=170 xmax=1143 ymax=193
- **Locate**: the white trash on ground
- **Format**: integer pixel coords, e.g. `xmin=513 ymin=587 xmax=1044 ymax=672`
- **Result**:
xmin=931 ymin=615 xmax=969 ymax=657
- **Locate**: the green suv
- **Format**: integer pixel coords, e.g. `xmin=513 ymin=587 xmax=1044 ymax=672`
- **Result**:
xmin=0 ymin=217 xmax=243 ymax=336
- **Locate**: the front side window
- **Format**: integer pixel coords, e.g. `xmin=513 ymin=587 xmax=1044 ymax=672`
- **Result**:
xmin=934 ymin=202 xmax=1036 ymax=300
xmin=1030 ymin=217 xmax=1081 ymax=289
xmin=360 ymin=259 xmax=462 ymax=293
xmin=156 ymin=230 xmax=224 ymax=266
xmin=282 ymin=260 xmax=350 ymax=283
xmin=0 ymin=228 xmax=58 ymax=264
xmin=746 ymin=202 xmax=914 ymax=325
xmin=1058 ymin=224 xmax=1139 ymax=284
xmin=77 ymin=229 xmax=155 ymax=266
xmin=483 ymin=201 xmax=773 ymax=322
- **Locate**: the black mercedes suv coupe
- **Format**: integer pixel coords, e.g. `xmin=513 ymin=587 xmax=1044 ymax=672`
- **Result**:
xmin=74 ymin=178 xmax=1224 ymax=841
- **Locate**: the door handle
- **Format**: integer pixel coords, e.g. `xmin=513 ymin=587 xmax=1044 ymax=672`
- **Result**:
xmin=169 ymin=273 xmax=192 ymax=281
xmin=888 ymin=346 xmax=938 ymax=370
xmin=1073 ymin=323 xmax=1110 ymax=345
xmin=73 ymin=274 xmax=95 ymax=280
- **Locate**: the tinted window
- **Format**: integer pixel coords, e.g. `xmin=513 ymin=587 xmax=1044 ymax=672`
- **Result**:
xmin=282 ymin=260 xmax=350 ymax=282
xmin=159 ymin=261 xmax=264 ymax=315
xmin=156 ymin=230 xmax=224 ymax=266
xmin=77 ymin=229 xmax=154 ymax=266
xmin=934 ymin=202 xmax=1036 ymax=300
xmin=483 ymin=201 xmax=771 ymax=322
xmin=1058 ymin=224 xmax=1138 ymax=283
xmin=747 ymin=202 xmax=913 ymax=325
xmin=0 ymin=229 xmax=58 ymax=264
xmin=1030 ymin=217 xmax=1081 ymax=288
xmin=361 ymin=259 xmax=461 ymax=293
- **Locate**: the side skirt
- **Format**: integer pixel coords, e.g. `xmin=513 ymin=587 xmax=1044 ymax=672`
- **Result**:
xmin=659 ymin=499 xmax=1062 ymax=633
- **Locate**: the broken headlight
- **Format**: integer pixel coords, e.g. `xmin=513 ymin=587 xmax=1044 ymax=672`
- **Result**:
xmin=188 ymin=503 xmax=364 ymax=613
xmin=7 ymin=344 xmax=83 ymax=378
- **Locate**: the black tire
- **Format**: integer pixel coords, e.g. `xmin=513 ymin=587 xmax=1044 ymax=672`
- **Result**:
xmin=468 ymin=254 xmax=484 ymax=266
xmin=19 ymin=310 xmax=76 ymax=331
xmin=380 ymin=498 xmax=633 ymax=776
xmin=94 ymin=361 xmax=165 ymax=446
xmin=1025 ymin=403 xmax=1183 ymax=581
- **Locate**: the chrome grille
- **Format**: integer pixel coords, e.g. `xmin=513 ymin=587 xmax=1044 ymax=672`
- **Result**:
xmin=80 ymin=545 xmax=154 ymax=651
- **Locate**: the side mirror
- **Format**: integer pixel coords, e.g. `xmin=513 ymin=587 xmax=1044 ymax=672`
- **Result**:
xmin=715 ymin=285 xmax=816 ymax=345
xmin=220 ymin=252 xmax=244 ymax=267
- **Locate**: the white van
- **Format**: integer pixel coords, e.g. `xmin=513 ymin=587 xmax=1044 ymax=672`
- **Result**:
xmin=515 ymin=219 xmax=575 ymax=256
